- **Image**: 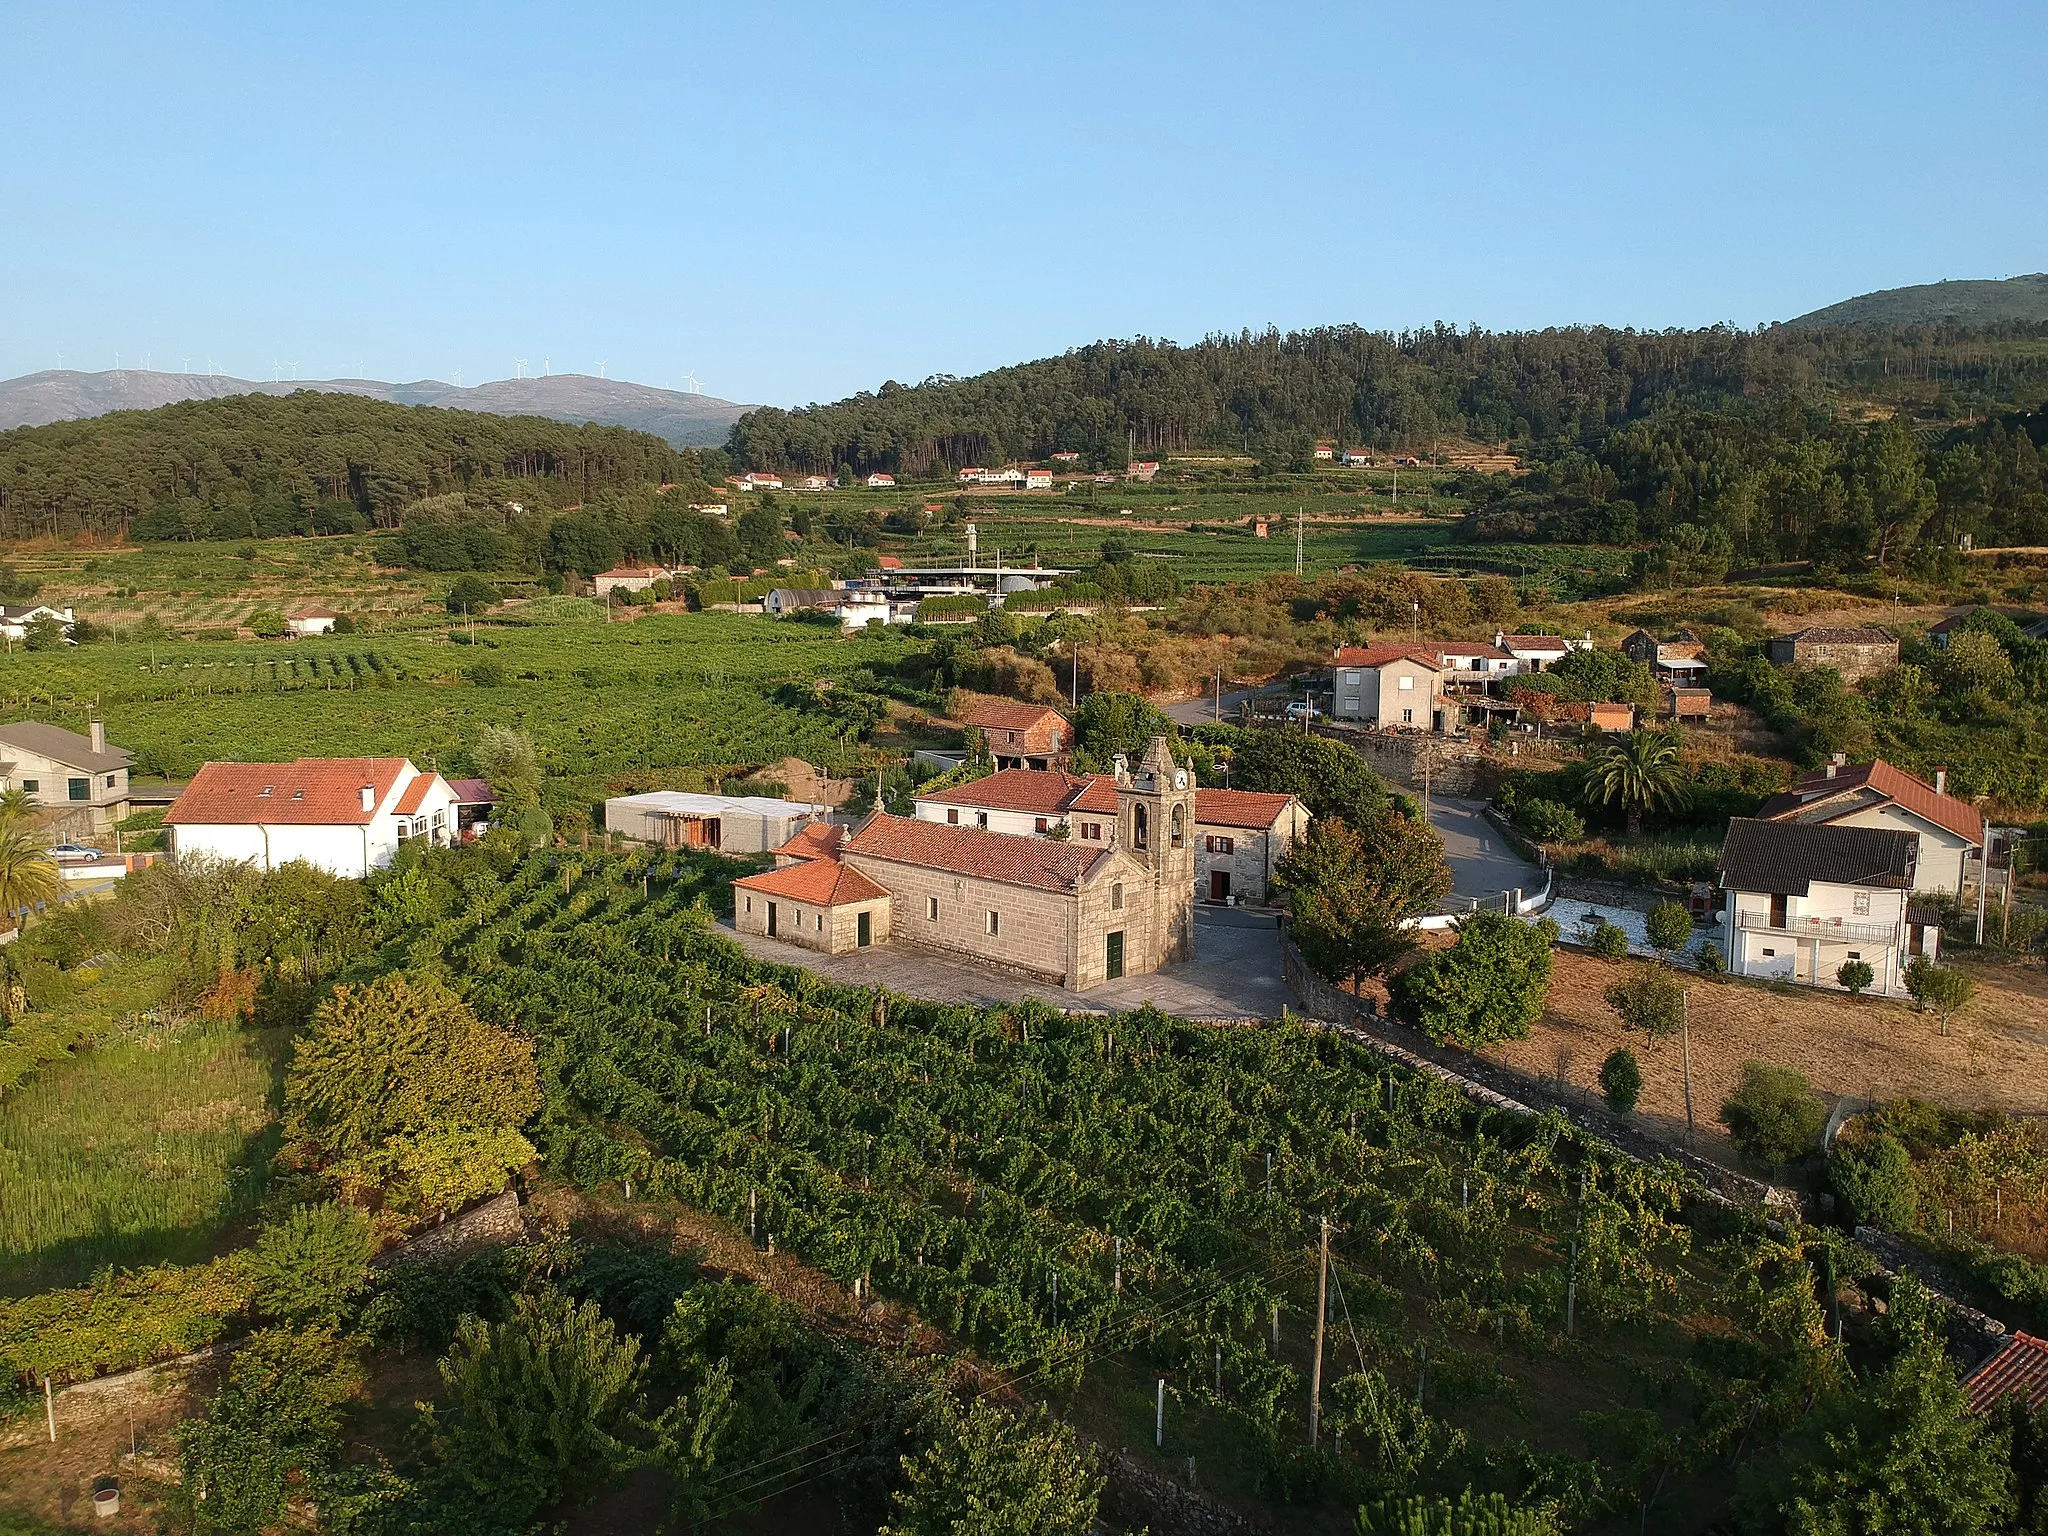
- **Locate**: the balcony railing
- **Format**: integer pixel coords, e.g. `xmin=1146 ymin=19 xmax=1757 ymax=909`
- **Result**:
xmin=1737 ymin=911 xmax=1898 ymax=946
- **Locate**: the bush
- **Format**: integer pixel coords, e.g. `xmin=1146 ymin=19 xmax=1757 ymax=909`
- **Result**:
xmin=1719 ymin=1061 xmax=1825 ymax=1167
xmin=247 ymin=1203 xmax=375 ymax=1326
xmin=1604 ymin=965 xmax=1685 ymax=1040
xmin=1837 ymin=958 xmax=1876 ymax=997
xmin=465 ymin=659 xmax=506 ymax=687
xmin=1600 ymin=1048 xmax=1642 ymax=1115
xmin=1517 ymin=799 xmax=1585 ymax=842
xmin=1695 ymin=941 xmax=1725 ymax=976
xmin=446 ymin=575 xmax=500 ymax=615
xmin=1831 ymin=1134 xmax=1918 ymax=1230
xmin=1393 ymin=911 xmax=1554 ymax=1049
xmin=1645 ymin=901 xmax=1693 ymax=957
xmin=1590 ymin=921 xmax=1630 ymax=960
xmin=247 ymin=609 xmax=286 ymax=638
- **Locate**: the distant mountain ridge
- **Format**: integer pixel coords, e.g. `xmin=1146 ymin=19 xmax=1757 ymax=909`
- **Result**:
xmin=0 ymin=369 xmax=752 ymax=448
xmin=1787 ymin=274 xmax=2048 ymax=329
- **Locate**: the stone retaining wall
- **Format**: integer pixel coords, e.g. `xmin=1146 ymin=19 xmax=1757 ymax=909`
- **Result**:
xmin=374 ymin=1187 xmax=525 ymax=1269
xmin=1100 ymin=1448 xmax=1264 ymax=1536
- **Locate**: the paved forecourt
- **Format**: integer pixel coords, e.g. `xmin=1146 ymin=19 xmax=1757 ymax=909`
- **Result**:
xmin=721 ymin=903 xmax=1298 ymax=1021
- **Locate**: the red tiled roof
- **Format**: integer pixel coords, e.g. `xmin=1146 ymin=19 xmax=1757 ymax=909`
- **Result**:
xmin=1332 ymin=645 xmax=1443 ymax=671
xmin=1433 ymin=642 xmax=1511 ymax=661
xmin=1966 ymin=1332 xmax=2048 ymax=1416
xmin=846 ymin=813 xmax=1110 ymax=893
xmin=921 ymin=768 xmax=1092 ymax=815
xmin=961 ymin=699 xmax=1068 ymax=734
xmin=1066 ymin=776 xmax=1120 ymax=813
xmin=774 ymin=821 xmax=847 ymax=861
xmin=1501 ymin=633 xmax=1568 ymax=650
xmin=391 ymin=773 xmax=448 ymax=815
xmin=1195 ymin=788 xmax=1300 ymax=829
xmin=877 ymin=555 xmax=903 ymax=568
xmin=1759 ymin=759 xmax=1986 ymax=848
xmin=167 ymin=758 xmax=410 ymax=826
xmin=734 ymin=857 xmax=889 ymax=906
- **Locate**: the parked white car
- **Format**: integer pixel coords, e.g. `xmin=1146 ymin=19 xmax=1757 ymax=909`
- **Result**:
xmin=1284 ymin=701 xmax=1320 ymax=723
xmin=47 ymin=843 xmax=101 ymax=863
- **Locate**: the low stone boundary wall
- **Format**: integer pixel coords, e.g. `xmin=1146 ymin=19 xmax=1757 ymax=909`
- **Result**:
xmin=374 ymin=1187 xmax=525 ymax=1270
xmin=1100 ymin=1448 xmax=1263 ymax=1536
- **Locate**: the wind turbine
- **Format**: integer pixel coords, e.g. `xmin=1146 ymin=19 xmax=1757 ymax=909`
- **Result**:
xmin=595 ymin=360 xmax=607 ymax=379
xmin=543 ymin=356 xmax=550 ymax=376
xmin=115 ymin=351 xmax=122 ymax=370
xmin=54 ymin=351 xmax=63 ymax=370
xmin=515 ymin=357 xmax=527 ymax=379
xmin=682 ymin=369 xmax=704 ymax=394
xmin=181 ymin=356 xmax=191 ymax=374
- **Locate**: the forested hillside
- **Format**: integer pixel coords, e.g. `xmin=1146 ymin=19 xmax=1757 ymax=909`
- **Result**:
xmin=0 ymin=392 xmax=698 ymax=542
xmin=1789 ymin=274 xmax=2048 ymax=329
xmin=728 ymin=321 xmax=2048 ymax=475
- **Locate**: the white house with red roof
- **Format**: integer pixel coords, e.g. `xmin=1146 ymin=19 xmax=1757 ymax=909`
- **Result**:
xmin=166 ymin=757 xmax=458 ymax=877
xmin=1757 ymin=758 xmax=1989 ymax=898
xmin=729 ymin=472 xmax=783 ymax=491
xmin=1024 ymin=468 xmax=1054 ymax=490
xmin=864 ymin=472 xmax=897 ymax=489
xmin=285 ymin=605 xmax=340 ymax=638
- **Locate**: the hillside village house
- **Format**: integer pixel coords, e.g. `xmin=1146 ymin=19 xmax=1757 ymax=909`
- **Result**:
xmin=1339 ymin=449 xmax=1374 ymax=467
xmin=1126 ymin=461 xmax=1160 ymax=481
xmin=912 ymin=766 xmax=1309 ymax=905
xmin=1718 ymin=817 xmax=1931 ymax=996
xmin=1331 ymin=645 xmax=1444 ymax=730
xmin=1431 ymin=639 xmax=1517 ymax=688
xmin=593 ymin=565 xmax=672 ymax=597
xmin=801 ymin=476 xmax=833 ymax=492
xmin=0 ymin=604 xmax=75 ymax=645
xmin=1024 ymin=468 xmax=1054 ymax=490
xmin=0 ymin=720 xmax=132 ymax=833
xmin=960 ymin=700 xmax=1071 ymax=770
xmin=286 ymin=606 xmax=340 ymax=637
xmin=1767 ymin=626 xmax=1899 ymax=682
xmin=1758 ymin=757 xmax=1987 ymax=898
xmin=739 ymin=738 xmax=1197 ymax=989
xmin=1495 ymin=632 xmax=1585 ymax=672
xmin=1622 ymin=629 xmax=1709 ymax=682
xmin=166 ymin=757 xmax=458 ymax=877
xmin=731 ymin=472 xmax=783 ymax=491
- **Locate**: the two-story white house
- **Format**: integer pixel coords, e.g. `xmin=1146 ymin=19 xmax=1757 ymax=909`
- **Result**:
xmin=1430 ymin=640 xmax=1518 ymax=689
xmin=1756 ymin=758 xmax=1986 ymax=899
xmin=166 ymin=757 xmax=459 ymax=877
xmin=0 ymin=720 xmax=133 ymax=833
xmin=1718 ymin=817 xmax=1931 ymax=996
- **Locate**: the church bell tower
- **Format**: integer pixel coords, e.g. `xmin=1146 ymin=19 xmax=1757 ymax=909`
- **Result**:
xmin=1115 ymin=735 xmax=1197 ymax=964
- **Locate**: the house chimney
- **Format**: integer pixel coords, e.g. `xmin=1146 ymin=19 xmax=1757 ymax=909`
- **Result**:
xmin=1824 ymin=762 xmax=1836 ymax=779
xmin=1934 ymin=768 xmax=1947 ymax=795
xmin=89 ymin=719 xmax=105 ymax=754
xmin=360 ymin=784 xmax=376 ymax=813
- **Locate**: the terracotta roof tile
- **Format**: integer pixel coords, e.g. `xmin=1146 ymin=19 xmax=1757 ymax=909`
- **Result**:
xmin=1759 ymin=759 xmax=1986 ymax=848
xmin=1195 ymin=788 xmax=1300 ymax=829
xmin=1431 ymin=640 xmax=1512 ymax=661
xmin=391 ymin=773 xmax=448 ymax=815
xmin=921 ymin=768 xmax=1092 ymax=815
xmin=1332 ymin=645 xmax=1443 ymax=670
xmin=773 ymin=821 xmax=848 ymax=861
xmin=1500 ymin=633 xmax=1569 ymax=650
xmin=961 ymin=699 xmax=1069 ymax=734
xmin=845 ymin=813 xmax=1109 ymax=893
xmin=1066 ymin=776 xmax=1120 ymax=813
xmin=167 ymin=758 xmax=411 ymax=826
xmin=733 ymin=857 xmax=889 ymax=905
xmin=1967 ymin=1332 xmax=2048 ymax=1416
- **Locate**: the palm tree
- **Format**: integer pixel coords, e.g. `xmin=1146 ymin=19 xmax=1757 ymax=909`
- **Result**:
xmin=0 ymin=788 xmax=36 ymax=824
xmin=0 ymin=827 xmax=60 ymax=931
xmin=1582 ymin=728 xmax=1690 ymax=836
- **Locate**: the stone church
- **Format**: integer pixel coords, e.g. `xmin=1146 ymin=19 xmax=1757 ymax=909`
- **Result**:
xmin=731 ymin=736 xmax=1197 ymax=990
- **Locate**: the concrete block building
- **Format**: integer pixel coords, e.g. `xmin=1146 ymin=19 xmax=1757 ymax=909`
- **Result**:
xmin=0 ymin=720 xmax=133 ymax=833
xmin=604 ymin=790 xmax=826 ymax=853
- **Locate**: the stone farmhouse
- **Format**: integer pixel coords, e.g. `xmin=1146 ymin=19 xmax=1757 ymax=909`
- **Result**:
xmin=1757 ymin=757 xmax=1987 ymax=899
xmin=0 ymin=720 xmax=132 ymax=833
xmin=1766 ymin=626 xmax=1898 ymax=682
xmin=731 ymin=738 xmax=1198 ymax=989
xmin=1718 ymin=817 xmax=1933 ymax=996
xmin=960 ymin=700 xmax=1072 ymax=771
xmin=1330 ymin=645 xmax=1445 ymax=730
xmin=1621 ymin=629 xmax=1709 ymax=682
xmin=167 ymin=757 xmax=458 ymax=877
xmin=912 ymin=765 xmax=1308 ymax=906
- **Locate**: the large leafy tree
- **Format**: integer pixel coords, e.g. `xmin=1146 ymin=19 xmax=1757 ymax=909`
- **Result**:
xmin=428 ymin=1287 xmax=648 ymax=1531
xmin=282 ymin=970 xmax=540 ymax=1214
xmin=1227 ymin=727 xmax=1390 ymax=830
xmin=1581 ymin=728 xmax=1690 ymax=836
xmin=1394 ymin=911 xmax=1553 ymax=1049
xmin=1276 ymin=813 xmax=1450 ymax=989
xmin=882 ymin=1399 xmax=1103 ymax=1536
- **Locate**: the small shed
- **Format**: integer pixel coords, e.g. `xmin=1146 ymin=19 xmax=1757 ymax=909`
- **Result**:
xmin=603 ymin=790 xmax=827 ymax=853
xmin=1668 ymin=688 xmax=1712 ymax=720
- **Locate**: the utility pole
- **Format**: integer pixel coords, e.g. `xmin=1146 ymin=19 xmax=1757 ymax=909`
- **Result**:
xmin=1310 ymin=1215 xmax=1330 ymax=1446
xmin=1295 ymin=506 xmax=1303 ymax=577
xmin=1680 ymin=989 xmax=1696 ymax=1139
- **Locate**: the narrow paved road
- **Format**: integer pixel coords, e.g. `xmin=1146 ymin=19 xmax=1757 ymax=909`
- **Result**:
xmin=1162 ymin=685 xmax=1284 ymax=727
xmin=1421 ymin=793 xmax=1541 ymax=904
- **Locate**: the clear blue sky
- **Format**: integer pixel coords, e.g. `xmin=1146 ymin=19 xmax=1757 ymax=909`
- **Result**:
xmin=2 ymin=1 xmax=2041 ymax=408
